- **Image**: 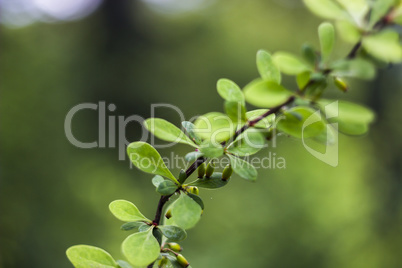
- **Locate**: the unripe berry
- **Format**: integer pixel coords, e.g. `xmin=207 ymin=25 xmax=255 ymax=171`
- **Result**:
xmin=176 ymin=254 xmax=189 ymax=267
xmin=205 ymin=161 xmax=215 ymax=178
xmin=197 ymin=162 xmax=206 ymax=178
xmin=167 ymin=242 xmax=182 ymax=252
xmin=334 ymin=77 xmax=348 ymax=92
xmin=179 ymin=169 xmax=187 ymax=184
xmin=165 ymin=208 xmax=172 ymax=219
xmin=222 ymin=164 xmax=233 ymax=181
xmin=188 ymin=186 xmax=199 ymax=195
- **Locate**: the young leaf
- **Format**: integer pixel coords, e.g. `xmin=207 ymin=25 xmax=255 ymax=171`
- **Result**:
xmin=152 ymin=175 xmax=165 ymax=188
xmin=109 ymin=200 xmax=151 ymax=223
xmin=244 ymin=79 xmax=293 ymax=108
xmin=187 ymin=192 xmax=204 ymax=209
xmin=158 ymin=225 xmax=187 ymax=242
xmin=194 ymin=112 xmax=235 ymax=143
xmin=369 ymin=0 xmax=394 ymax=28
xmin=188 ymin=172 xmax=229 ymax=189
xmin=362 ymin=31 xmax=402 ymax=63
xmin=116 ymin=260 xmax=133 ymax=268
xmin=335 ymin=20 xmax=361 ymax=44
xmin=296 ymin=71 xmax=311 ymax=90
xmin=228 ymin=155 xmax=258 ymax=182
xmin=120 ymin=222 xmax=147 ymax=231
xmin=171 ymin=193 xmax=202 ymax=229
xmin=276 ymin=106 xmax=326 ymax=138
xmin=127 ymin=142 xmax=178 ymax=183
xmin=273 ymin=52 xmax=311 ymax=75
xmin=245 ymin=109 xmax=275 ymax=129
xmin=66 ymin=245 xmax=117 ymax=268
xmin=145 ymin=118 xmax=196 ymax=147
xmin=330 ymin=59 xmax=376 ymax=80
xmin=224 ymin=101 xmax=247 ymax=123
xmin=226 ymin=130 xmax=265 ymax=156
xmin=157 ymin=180 xmax=178 ymax=195
xmin=318 ymin=22 xmax=335 ymax=62
xmin=256 ymin=50 xmax=281 ymax=83
xmin=122 ymin=229 xmax=160 ymax=267
xmin=182 ymin=121 xmax=202 ymax=145
xmin=303 ymin=0 xmax=346 ymax=20
xmin=199 ymin=141 xmax=224 ymax=158
xmin=216 ymin=79 xmax=245 ymax=103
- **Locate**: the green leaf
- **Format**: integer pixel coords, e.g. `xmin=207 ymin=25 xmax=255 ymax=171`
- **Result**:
xmin=116 ymin=260 xmax=133 ymax=268
xmin=224 ymin=101 xmax=247 ymax=123
xmin=182 ymin=121 xmax=202 ymax=145
xmin=194 ymin=112 xmax=236 ymax=143
xmin=227 ymin=130 xmax=265 ymax=156
xmin=276 ymin=106 xmax=326 ymax=138
xmin=256 ymin=50 xmax=281 ymax=83
xmin=170 ymin=194 xmax=202 ymax=229
xmin=245 ymin=109 xmax=275 ymax=129
xmin=66 ymin=245 xmax=117 ymax=268
xmin=120 ymin=222 xmax=147 ymax=231
xmin=157 ymin=180 xmax=178 ymax=195
xmin=109 ymin=200 xmax=151 ymax=223
xmin=296 ymin=71 xmax=311 ymax=90
xmin=216 ymin=79 xmax=245 ymax=103
xmin=127 ymin=142 xmax=178 ymax=183
xmin=139 ymin=224 xmax=152 ymax=233
xmin=302 ymin=44 xmax=317 ymax=66
xmin=318 ymin=99 xmax=375 ymax=135
xmin=303 ymin=0 xmax=346 ymax=19
xmin=362 ymin=31 xmax=402 ymax=63
xmin=184 ymin=151 xmax=203 ymax=162
xmin=228 ymin=155 xmax=257 ymax=182
xmin=188 ymin=172 xmax=229 ymax=189
xmin=273 ymin=52 xmax=311 ymax=75
xmin=369 ymin=0 xmax=394 ymax=28
xmin=335 ymin=20 xmax=361 ymax=44
xmin=330 ymin=58 xmax=376 ymax=80
xmin=244 ymin=79 xmax=293 ymax=108
xmin=318 ymin=22 xmax=335 ymax=62
xmin=145 ymin=118 xmax=196 ymax=147
xmin=152 ymin=175 xmax=165 ymax=188
xmin=187 ymin=193 xmax=204 ymax=209
xmin=336 ymin=0 xmax=369 ymax=22
xmin=199 ymin=141 xmax=224 ymax=158
xmin=122 ymin=228 xmax=160 ymax=267
xmin=158 ymin=225 xmax=187 ymax=242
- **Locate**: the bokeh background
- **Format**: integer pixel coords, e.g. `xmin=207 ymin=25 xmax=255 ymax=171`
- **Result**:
xmin=1 ymin=0 xmax=402 ymax=267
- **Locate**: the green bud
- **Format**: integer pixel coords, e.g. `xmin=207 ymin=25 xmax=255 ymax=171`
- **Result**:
xmin=302 ymin=43 xmax=317 ymax=65
xmin=197 ymin=162 xmax=206 ymax=178
xmin=222 ymin=164 xmax=233 ymax=181
xmin=179 ymin=169 xmax=187 ymax=184
xmin=158 ymin=256 xmax=168 ymax=267
xmin=176 ymin=254 xmax=190 ymax=267
xmin=205 ymin=161 xmax=215 ymax=178
xmin=334 ymin=77 xmax=348 ymax=92
xmin=167 ymin=242 xmax=182 ymax=252
xmin=165 ymin=209 xmax=172 ymax=219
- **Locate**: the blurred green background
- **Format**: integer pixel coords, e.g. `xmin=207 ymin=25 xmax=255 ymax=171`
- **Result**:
xmin=1 ymin=0 xmax=402 ymax=267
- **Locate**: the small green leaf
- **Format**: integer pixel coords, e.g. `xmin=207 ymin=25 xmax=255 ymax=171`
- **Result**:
xmin=330 ymin=59 xmax=376 ymax=80
xmin=335 ymin=20 xmax=361 ymax=44
xmin=244 ymin=79 xmax=293 ymax=108
xmin=145 ymin=118 xmax=196 ymax=147
xmin=157 ymin=180 xmax=178 ymax=195
xmin=116 ymin=260 xmax=133 ymax=268
xmin=276 ymin=106 xmax=326 ymax=138
xmin=122 ymin=229 xmax=160 ymax=267
xmin=187 ymin=193 xmax=204 ymax=209
xmin=336 ymin=0 xmax=369 ymax=22
xmin=120 ymin=222 xmax=147 ymax=231
xmin=273 ymin=52 xmax=311 ymax=75
xmin=303 ymin=0 xmax=346 ymax=19
xmin=301 ymin=44 xmax=317 ymax=66
xmin=318 ymin=99 xmax=375 ymax=135
xmin=170 ymin=194 xmax=202 ymax=229
xmin=194 ymin=112 xmax=236 ymax=143
xmin=184 ymin=151 xmax=203 ymax=162
xmin=138 ymin=224 xmax=152 ymax=232
xmin=369 ymin=0 xmax=394 ymax=28
xmin=182 ymin=121 xmax=202 ymax=145
xmin=188 ymin=172 xmax=229 ymax=189
xmin=256 ymin=50 xmax=281 ymax=83
xmin=127 ymin=142 xmax=178 ymax=183
xmin=318 ymin=22 xmax=335 ymax=62
xmin=296 ymin=71 xmax=311 ymax=90
xmin=109 ymin=200 xmax=151 ymax=223
xmin=227 ymin=130 xmax=265 ymax=156
xmin=199 ymin=141 xmax=224 ymax=158
xmin=224 ymin=101 xmax=247 ymax=123
xmin=66 ymin=245 xmax=117 ymax=268
xmin=158 ymin=225 xmax=187 ymax=242
xmin=228 ymin=155 xmax=257 ymax=182
xmin=245 ymin=109 xmax=275 ymax=129
xmin=152 ymin=175 xmax=165 ymax=188
xmin=362 ymin=31 xmax=402 ymax=63
xmin=217 ymin=79 xmax=245 ymax=103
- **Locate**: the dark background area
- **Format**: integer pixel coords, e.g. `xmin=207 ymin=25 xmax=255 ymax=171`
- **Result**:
xmin=1 ymin=0 xmax=402 ymax=267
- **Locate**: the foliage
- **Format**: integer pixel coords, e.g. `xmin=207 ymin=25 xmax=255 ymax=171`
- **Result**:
xmin=67 ymin=1 xmax=402 ymax=267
